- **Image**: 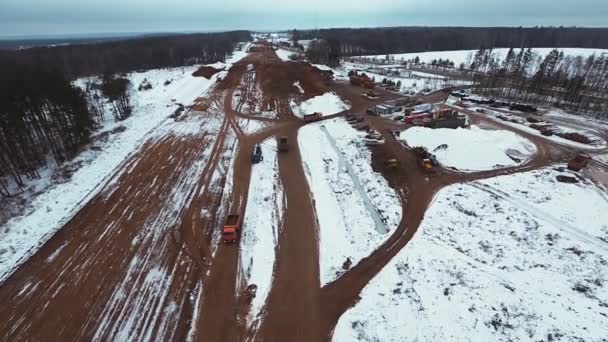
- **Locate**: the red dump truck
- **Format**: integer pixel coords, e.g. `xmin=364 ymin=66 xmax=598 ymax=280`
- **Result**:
xmin=567 ymin=154 xmax=592 ymax=172
xmin=223 ymin=214 xmax=240 ymax=243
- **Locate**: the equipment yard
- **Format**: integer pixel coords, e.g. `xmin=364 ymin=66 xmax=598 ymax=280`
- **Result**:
xmin=1 ymin=41 xmax=608 ymax=342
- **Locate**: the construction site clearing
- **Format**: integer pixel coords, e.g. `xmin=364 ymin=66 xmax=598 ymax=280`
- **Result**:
xmin=1 ymin=40 xmax=608 ymax=342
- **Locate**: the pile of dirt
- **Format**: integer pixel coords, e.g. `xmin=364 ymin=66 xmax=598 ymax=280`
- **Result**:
xmin=192 ymin=66 xmax=223 ymax=79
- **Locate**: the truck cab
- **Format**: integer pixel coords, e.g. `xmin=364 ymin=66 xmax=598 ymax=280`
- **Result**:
xmin=223 ymin=214 xmax=240 ymax=243
xmin=251 ymin=144 xmax=263 ymax=163
xmin=278 ymin=136 xmax=289 ymax=152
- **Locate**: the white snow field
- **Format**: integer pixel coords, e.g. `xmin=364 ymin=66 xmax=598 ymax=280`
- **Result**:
xmin=361 ymin=48 xmax=608 ymax=66
xmin=299 ymin=119 xmax=402 ymax=285
xmin=400 ymin=125 xmax=537 ymax=171
xmin=0 ymin=54 xmax=246 ymax=282
xmin=238 ymin=138 xmax=283 ymax=329
xmin=334 ymin=168 xmax=608 ymax=342
xmin=292 ymin=92 xmax=351 ymax=118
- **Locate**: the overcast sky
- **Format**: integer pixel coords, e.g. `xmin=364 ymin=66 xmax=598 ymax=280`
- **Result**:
xmin=1 ymin=0 xmax=607 ymax=38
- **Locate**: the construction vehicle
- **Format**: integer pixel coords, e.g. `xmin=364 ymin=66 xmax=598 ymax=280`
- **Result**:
xmin=303 ymin=112 xmax=322 ymax=123
xmin=567 ymin=154 xmax=592 ymax=172
xmin=223 ymin=214 xmax=240 ymax=243
xmin=278 ymin=136 xmax=289 ymax=152
xmin=251 ymin=144 xmax=263 ymax=163
xmin=413 ymin=147 xmax=439 ymax=172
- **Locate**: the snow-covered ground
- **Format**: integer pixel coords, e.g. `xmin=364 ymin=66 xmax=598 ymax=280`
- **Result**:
xmin=400 ymin=125 xmax=537 ymax=171
xmin=360 ymin=48 xmax=608 ymax=67
xmin=238 ymin=138 xmax=283 ymax=329
xmin=465 ymin=105 xmax=608 ymax=151
xmin=339 ymin=62 xmax=471 ymax=94
xmin=291 ymin=92 xmax=351 ymax=118
xmin=334 ymin=167 xmax=608 ymax=341
xmin=299 ymin=119 xmax=402 ymax=285
xmin=275 ymin=49 xmax=295 ymax=61
xmin=0 ymin=45 xmax=252 ymax=282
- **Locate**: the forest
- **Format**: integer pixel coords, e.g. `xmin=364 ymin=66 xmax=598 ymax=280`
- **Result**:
xmin=463 ymin=47 xmax=608 ymax=117
xmin=0 ymin=31 xmax=250 ymax=196
xmin=300 ymin=26 xmax=608 ymax=65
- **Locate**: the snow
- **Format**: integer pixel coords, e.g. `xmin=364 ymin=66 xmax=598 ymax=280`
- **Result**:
xmin=276 ymin=49 xmax=294 ymax=61
xmin=400 ymin=125 xmax=537 ymax=171
xmin=469 ymin=106 xmax=608 ymax=151
xmin=313 ymin=64 xmax=334 ymax=72
xmin=293 ymin=81 xmax=304 ymax=94
xmin=299 ymin=119 xmax=402 ymax=285
xmin=292 ymin=92 xmax=350 ymax=118
xmin=239 ymin=138 xmax=283 ymax=327
xmin=361 ymin=48 xmax=608 ymax=67
xmin=334 ymin=168 xmax=608 ymax=342
xmin=0 ymin=63 xmax=230 ymax=283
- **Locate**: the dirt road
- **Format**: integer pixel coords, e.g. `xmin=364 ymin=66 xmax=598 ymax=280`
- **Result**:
xmin=0 ymin=41 xmax=579 ymax=342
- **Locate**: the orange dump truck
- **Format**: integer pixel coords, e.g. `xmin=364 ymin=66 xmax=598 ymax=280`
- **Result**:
xmin=223 ymin=214 xmax=240 ymax=243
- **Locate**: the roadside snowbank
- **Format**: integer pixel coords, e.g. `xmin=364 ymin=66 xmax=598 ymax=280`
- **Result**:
xmin=334 ymin=168 xmax=608 ymax=341
xmin=239 ymin=138 xmax=283 ymax=328
xmin=0 ymin=65 xmax=224 ymax=283
xmin=299 ymin=119 xmax=401 ymax=285
xmin=401 ymin=125 xmax=536 ymax=171
xmin=292 ymin=92 xmax=350 ymax=118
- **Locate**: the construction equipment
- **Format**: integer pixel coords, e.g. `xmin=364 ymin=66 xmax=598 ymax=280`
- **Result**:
xmin=278 ymin=136 xmax=289 ymax=152
xmin=303 ymin=112 xmax=322 ymax=123
xmin=567 ymin=154 xmax=592 ymax=172
xmin=251 ymin=144 xmax=263 ymax=163
xmin=413 ymin=147 xmax=439 ymax=172
xmin=223 ymin=215 xmax=240 ymax=243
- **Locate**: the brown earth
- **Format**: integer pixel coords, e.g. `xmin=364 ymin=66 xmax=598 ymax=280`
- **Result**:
xmin=0 ymin=42 xmax=585 ymax=342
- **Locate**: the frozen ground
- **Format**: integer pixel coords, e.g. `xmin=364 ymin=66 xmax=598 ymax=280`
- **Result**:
xmin=0 ymin=52 xmax=247 ymax=282
xmin=360 ymin=48 xmax=608 ymax=66
xmin=334 ymin=167 xmax=608 ymax=342
xmin=299 ymin=119 xmax=402 ymax=285
xmin=400 ymin=125 xmax=537 ymax=171
xmin=238 ymin=138 xmax=283 ymax=329
xmin=291 ymin=92 xmax=351 ymax=118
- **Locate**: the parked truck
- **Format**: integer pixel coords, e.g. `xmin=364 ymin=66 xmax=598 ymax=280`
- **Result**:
xmin=223 ymin=214 xmax=240 ymax=243
xmin=278 ymin=136 xmax=289 ymax=152
xmin=303 ymin=112 xmax=322 ymax=123
xmin=251 ymin=144 xmax=263 ymax=163
xmin=567 ymin=154 xmax=592 ymax=172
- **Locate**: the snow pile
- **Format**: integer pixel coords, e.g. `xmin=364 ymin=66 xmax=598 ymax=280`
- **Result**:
xmin=401 ymin=125 xmax=537 ymax=171
xmin=239 ymin=138 xmax=283 ymax=327
xmin=0 ymin=64 xmax=228 ymax=282
xmin=293 ymin=92 xmax=350 ymax=118
xmin=299 ymin=119 xmax=402 ymax=285
xmin=334 ymin=168 xmax=608 ymax=341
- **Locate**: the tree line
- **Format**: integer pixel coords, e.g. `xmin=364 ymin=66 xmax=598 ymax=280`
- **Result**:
xmin=464 ymin=47 xmax=608 ymax=117
xmin=0 ymin=31 xmax=250 ymax=196
xmin=0 ymin=31 xmax=251 ymax=78
xmin=298 ymin=26 xmax=608 ymax=64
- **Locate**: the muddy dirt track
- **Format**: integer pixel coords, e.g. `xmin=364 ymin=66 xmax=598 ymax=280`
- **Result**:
xmin=0 ymin=43 xmax=584 ymax=342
